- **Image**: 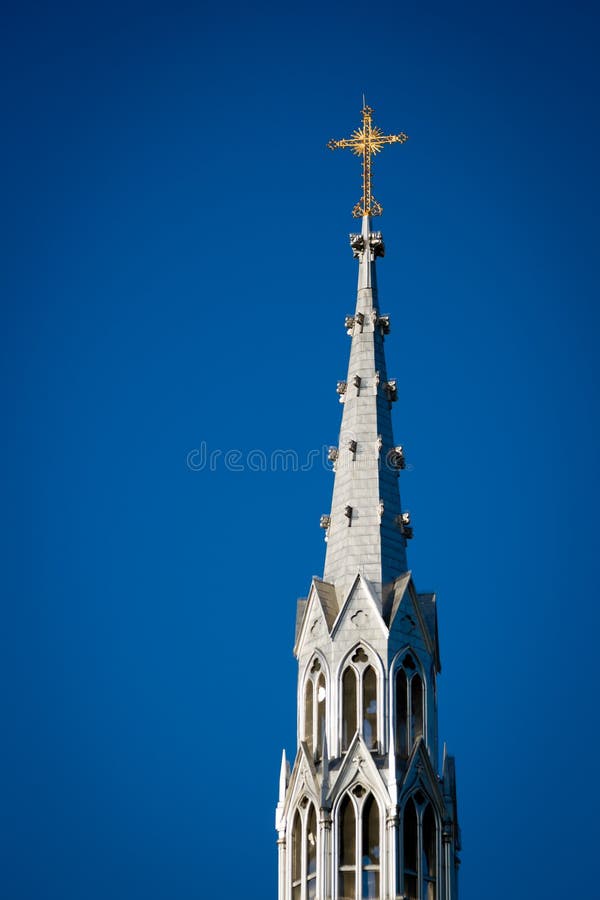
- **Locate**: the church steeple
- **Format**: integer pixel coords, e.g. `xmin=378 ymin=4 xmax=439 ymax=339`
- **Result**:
xmin=276 ymin=104 xmax=461 ymax=900
xmin=322 ymin=211 xmax=409 ymax=602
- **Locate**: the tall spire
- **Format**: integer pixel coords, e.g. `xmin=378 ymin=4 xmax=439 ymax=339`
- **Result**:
xmin=323 ymin=105 xmax=411 ymax=603
xmin=322 ymin=212 xmax=410 ymax=602
xmin=277 ymin=104 xmax=461 ymax=900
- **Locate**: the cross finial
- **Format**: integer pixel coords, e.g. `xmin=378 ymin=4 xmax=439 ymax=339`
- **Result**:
xmin=327 ymin=104 xmax=408 ymax=218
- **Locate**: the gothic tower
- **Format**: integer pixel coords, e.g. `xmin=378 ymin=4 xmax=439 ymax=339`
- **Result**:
xmin=276 ymin=105 xmax=460 ymax=900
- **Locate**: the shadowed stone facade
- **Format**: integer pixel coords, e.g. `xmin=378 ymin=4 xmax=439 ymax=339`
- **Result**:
xmin=276 ymin=215 xmax=460 ymax=900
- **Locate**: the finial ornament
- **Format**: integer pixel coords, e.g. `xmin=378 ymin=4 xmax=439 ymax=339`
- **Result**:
xmin=327 ymin=104 xmax=408 ymax=218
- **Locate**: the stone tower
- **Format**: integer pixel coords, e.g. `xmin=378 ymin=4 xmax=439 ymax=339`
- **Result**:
xmin=276 ymin=106 xmax=460 ymax=900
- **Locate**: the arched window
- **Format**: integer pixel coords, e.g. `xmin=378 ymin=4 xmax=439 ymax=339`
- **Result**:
xmin=342 ymin=667 xmax=358 ymax=751
xmin=341 ymin=648 xmax=379 ymax=752
xmin=411 ymin=674 xmax=423 ymax=743
xmin=304 ymin=680 xmax=314 ymax=754
xmin=292 ymin=810 xmax=302 ymax=900
xmin=304 ymin=658 xmax=327 ymax=760
xmin=362 ymin=667 xmax=377 ymax=750
xmin=394 ymin=654 xmax=425 ymax=757
xmin=338 ymin=795 xmax=356 ymax=899
xmin=291 ymin=800 xmax=318 ymax=900
xmin=337 ymin=789 xmax=381 ymax=900
xmin=395 ymin=669 xmax=408 ymax=757
xmin=402 ymin=794 xmax=438 ymax=900
xmin=362 ymin=794 xmax=380 ymax=898
xmin=316 ymin=672 xmax=326 ymax=759
xmin=307 ymin=804 xmax=317 ymax=900
xmin=403 ymin=798 xmax=418 ymax=900
xmin=422 ymin=804 xmax=437 ymax=900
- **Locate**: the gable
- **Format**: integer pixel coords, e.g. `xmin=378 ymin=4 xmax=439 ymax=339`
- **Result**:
xmin=325 ymin=732 xmax=390 ymax=810
xmin=294 ymin=578 xmax=338 ymax=657
xmin=399 ymin=738 xmax=446 ymax=817
xmin=389 ymin=577 xmax=434 ymax=661
xmin=330 ymin=574 xmax=388 ymax=645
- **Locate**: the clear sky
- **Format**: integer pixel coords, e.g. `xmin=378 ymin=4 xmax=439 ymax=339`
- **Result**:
xmin=3 ymin=1 xmax=600 ymax=898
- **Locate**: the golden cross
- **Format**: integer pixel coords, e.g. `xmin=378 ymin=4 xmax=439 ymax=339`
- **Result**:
xmin=327 ymin=104 xmax=408 ymax=218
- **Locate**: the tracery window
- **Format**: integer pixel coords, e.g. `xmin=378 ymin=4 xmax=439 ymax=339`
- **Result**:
xmin=394 ymin=653 xmax=424 ymax=757
xmin=402 ymin=793 xmax=438 ymax=900
xmin=304 ymin=658 xmax=327 ymax=760
xmin=341 ymin=648 xmax=379 ymax=752
xmin=291 ymin=799 xmax=318 ymax=900
xmin=337 ymin=787 xmax=381 ymax=899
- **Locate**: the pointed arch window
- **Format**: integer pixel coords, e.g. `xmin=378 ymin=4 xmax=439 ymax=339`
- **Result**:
xmin=291 ymin=799 xmax=318 ymax=900
xmin=342 ymin=668 xmax=358 ymax=751
xmin=422 ymin=804 xmax=437 ymax=900
xmin=402 ymin=794 xmax=438 ymax=900
xmin=337 ymin=788 xmax=381 ymax=899
xmin=304 ymin=658 xmax=327 ymax=760
xmin=341 ymin=648 xmax=379 ymax=752
xmin=395 ymin=654 xmax=424 ymax=757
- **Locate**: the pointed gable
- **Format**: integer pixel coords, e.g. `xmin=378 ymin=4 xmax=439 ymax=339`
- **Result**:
xmin=325 ymin=732 xmax=390 ymax=809
xmin=400 ymin=737 xmax=446 ymax=815
xmin=281 ymin=741 xmax=322 ymax=824
xmin=417 ymin=591 xmax=441 ymax=672
xmin=312 ymin=577 xmax=340 ymax=631
xmin=294 ymin=578 xmax=339 ymax=657
xmin=330 ymin=573 xmax=388 ymax=643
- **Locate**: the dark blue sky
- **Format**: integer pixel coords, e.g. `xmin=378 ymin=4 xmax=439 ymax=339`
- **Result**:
xmin=4 ymin=2 xmax=600 ymax=898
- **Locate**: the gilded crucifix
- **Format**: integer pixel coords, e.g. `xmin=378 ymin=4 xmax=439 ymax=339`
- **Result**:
xmin=327 ymin=104 xmax=408 ymax=218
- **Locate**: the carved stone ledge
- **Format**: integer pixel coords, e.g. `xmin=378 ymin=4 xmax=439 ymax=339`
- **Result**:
xmin=369 ymin=231 xmax=385 ymax=257
xmin=395 ymin=511 xmax=413 ymax=539
xmin=383 ymin=379 xmax=398 ymax=402
xmin=377 ymin=314 xmax=391 ymax=335
xmin=349 ymin=233 xmax=365 ymax=258
xmin=388 ymin=445 xmax=406 ymax=469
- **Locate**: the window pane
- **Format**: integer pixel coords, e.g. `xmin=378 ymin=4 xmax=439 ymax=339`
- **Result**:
xmin=307 ymin=876 xmax=317 ymax=900
xmin=426 ymin=881 xmax=436 ymax=900
xmin=292 ymin=811 xmax=302 ymax=882
xmin=362 ymin=869 xmax=379 ymax=899
xmin=362 ymin=795 xmax=380 ymax=866
xmin=404 ymin=874 xmax=417 ymax=900
xmin=292 ymin=886 xmax=301 ymax=900
xmin=339 ymin=796 xmax=355 ymax=865
xmin=307 ymin=804 xmax=317 ymax=875
xmin=363 ymin=667 xmax=377 ymax=750
xmin=395 ymin=669 xmax=408 ymax=757
xmin=411 ymin=673 xmax=423 ymax=744
xmin=422 ymin=803 xmax=437 ymax=881
xmin=338 ymin=871 xmax=356 ymax=900
xmin=305 ymin=679 xmax=314 ymax=753
xmin=342 ymin=668 xmax=357 ymax=751
xmin=403 ymin=797 xmax=418 ymax=874
xmin=317 ymin=673 xmax=326 ymax=759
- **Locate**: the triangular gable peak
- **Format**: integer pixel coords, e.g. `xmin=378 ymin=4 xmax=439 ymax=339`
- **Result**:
xmin=389 ymin=575 xmax=435 ymax=663
xmin=418 ymin=591 xmax=441 ymax=672
xmin=281 ymin=741 xmax=322 ymax=825
xmin=400 ymin=737 xmax=446 ymax=818
xmin=326 ymin=732 xmax=390 ymax=812
xmin=330 ymin=573 xmax=388 ymax=642
xmin=386 ymin=570 xmax=411 ymax=625
xmin=293 ymin=577 xmax=338 ymax=658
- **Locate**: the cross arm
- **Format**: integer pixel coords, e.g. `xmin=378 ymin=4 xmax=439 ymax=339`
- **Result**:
xmin=327 ymin=138 xmax=362 ymax=151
